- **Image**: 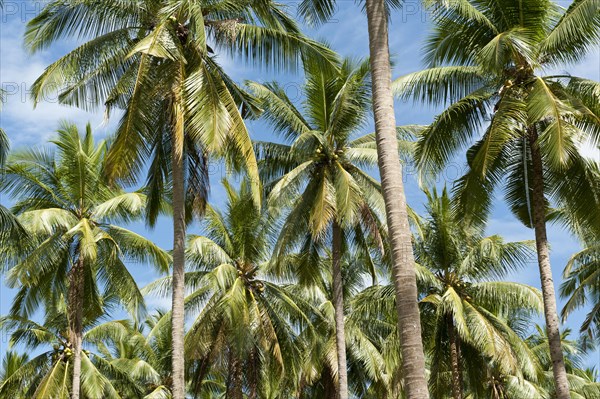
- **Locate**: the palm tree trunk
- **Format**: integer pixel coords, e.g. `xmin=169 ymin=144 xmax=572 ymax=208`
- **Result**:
xmin=528 ymin=128 xmax=570 ymax=399
xmin=297 ymin=376 xmax=306 ymax=399
xmin=68 ymin=256 xmax=84 ymax=399
xmin=171 ymin=99 xmax=187 ymax=399
xmin=324 ymin=366 xmax=338 ymax=399
xmin=227 ymin=351 xmax=244 ymax=399
xmin=331 ymin=221 xmax=349 ymax=399
xmin=249 ymin=350 xmax=258 ymax=399
xmin=447 ymin=317 xmax=463 ymax=399
xmin=364 ymin=0 xmax=429 ymax=397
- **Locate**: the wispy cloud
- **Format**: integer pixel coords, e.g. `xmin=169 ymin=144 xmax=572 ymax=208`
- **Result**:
xmin=0 ymin=6 xmax=113 ymax=147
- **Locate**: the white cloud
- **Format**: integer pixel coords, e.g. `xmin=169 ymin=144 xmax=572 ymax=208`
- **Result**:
xmin=144 ymin=294 xmax=172 ymax=313
xmin=580 ymin=139 xmax=600 ymax=162
xmin=0 ymin=9 xmax=112 ymax=147
xmin=565 ymin=49 xmax=600 ymax=81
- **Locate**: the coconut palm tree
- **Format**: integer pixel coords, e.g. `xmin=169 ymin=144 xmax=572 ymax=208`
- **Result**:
xmin=508 ymin=326 xmax=600 ymax=399
xmin=320 ymin=259 xmax=401 ymax=399
xmin=561 ymin=239 xmax=600 ymax=345
xmin=411 ymin=189 xmax=542 ymax=399
xmin=0 ymin=300 xmax=148 ymax=398
xmin=555 ymin=171 xmax=600 ymax=344
xmin=271 ymin=245 xmax=393 ymax=398
xmin=0 ymin=351 xmax=30 ymax=398
xmin=393 ymin=1 xmax=600 ymax=396
xmin=297 ymin=1 xmax=430 ymax=395
xmin=0 ymin=123 xmax=169 ymax=399
xmin=26 ymin=3 xmax=336 ymax=395
xmin=348 ymin=285 xmax=404 ymax=399
xmin=351 ymin=189 xmax=544 ymax=399
xmin=467 ymin=325 xmax=600 ymax=399
xmin=0 ymin=89 xmax=25 ymax=241
xmin=249 ymin=57 xmax=415 ymax=399
xmin=144 ymin=180 xmax=315 ymax=398
xmin=84 ymin=313 xmax=175 ymax=397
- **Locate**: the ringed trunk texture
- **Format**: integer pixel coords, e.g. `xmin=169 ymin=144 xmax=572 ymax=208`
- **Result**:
xmin=171 ymin=100 xmax=187 ymax=399
xmin=447 ymin=318 xmax=463 ymax=399
xmin=68 ymin=256 xmax=85 ymax=399
xmin=364 ymin=0 xmax=429 ymax=397
xmin=331 ymin=221 xmax=349 ymax=399
xmin=528 ymin=129 xmax=570 ymax=399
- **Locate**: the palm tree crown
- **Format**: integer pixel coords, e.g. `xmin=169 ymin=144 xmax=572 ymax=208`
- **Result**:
xmin=394 ymin=2 xmax=600 ymax=397
xmin=250 ymin=57 xmax=416 ymax=399
xmin=26 ymin=0 xmax=338 ymax=208
xmin=559 ymin=199 xmax=600 ymax=344
xmin=0 ymin=300 xmax=147 ymax=397
xmin=413 ymin=189 xmax=542 ymax=399
xmin=146 ymin=180 xmax=314 ymax=398
xmin=394 ymin=0 xmax=600 ymax=227
xmin=251 ymin=58 xmax=414 ymax=244
xmin=0 ymin=123 xmax=169 ymax=399
xmin=1 ymin=123 xmax=168 ymax=319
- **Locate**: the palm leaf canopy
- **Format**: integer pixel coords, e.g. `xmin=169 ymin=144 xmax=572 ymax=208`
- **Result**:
xmin=558 ymin=207 xmax=600 ymax=343
xmin=353 ymin=188 xmax=544 ymax=398
xmin=84 ymin=314 xmax=174 ymax=398
xmin=143 ymin=180 xmax=317 ymax=397
xmin=522 ymin=327 xmax=600 ymax=398
xmin=25 ymin=0 xmax=339 ymax=213
xmin=0 ymin=90 xmax=26 ymax=241
xmin=0 ymin=300 xmax=151 ymax=398
xmin=0 ymin=122 xmax=170 ymax=322
xmin=250 ymin=58 xmax=419 ymax=258
xmin=393 ymin=0 xmax=600 ymax=229
xmin=531 ymin=153 xmax=600 ymax=345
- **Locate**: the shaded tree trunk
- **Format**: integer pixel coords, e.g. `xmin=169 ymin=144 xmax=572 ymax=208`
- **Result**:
xmin=171 ymin=97 xmax=187 ymax=399
xmin=364 ymin=0 xmax=429 ymax=398
xmin=528 ymin=128 xmax=570 ymax=399
xmin=323 ymin=366 xmax=338 ymax=399
xmin=248 ymin=349 xmax=259 ymax=399
xmin=331 ymin=221 xmax=348 ymax=399
xmin=68 ymin=256 xmax=84 ymax=399
xmin=297 ymin=376 xmax=306 ymax=399
xmin=447 ymin=318 xmax=463 ymax=399
xmin=227 ymin=351 xmax=244 ymax=399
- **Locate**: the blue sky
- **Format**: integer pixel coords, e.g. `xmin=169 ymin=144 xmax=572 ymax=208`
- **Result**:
xmin=1 ymin=0 xmax=599 ymax=368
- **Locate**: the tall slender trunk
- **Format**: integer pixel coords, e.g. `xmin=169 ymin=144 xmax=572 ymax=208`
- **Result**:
xmin=297 ymin=376 xmax=306 ymax=399
xmin=68 ymin=256 xmax=84 ymax=399
xmin=227 ymin=351 xmax=244 ymax=399
xmin=171 ymin=96 xmax=187 ymax=399
xmin=447 ymin=317 xmax=463 ymax=399
xmin=323 ymin=366 xmax=338 ymax=399
xmin=528 ymin=128 xmax=570 ymax=399
xmin=331 ymin=221 xmax=348 ymax=399
xmin=364 ymin=0 xmax=429 ymax=397
xmin=248 ymin=350 xmax=258 ymax=399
